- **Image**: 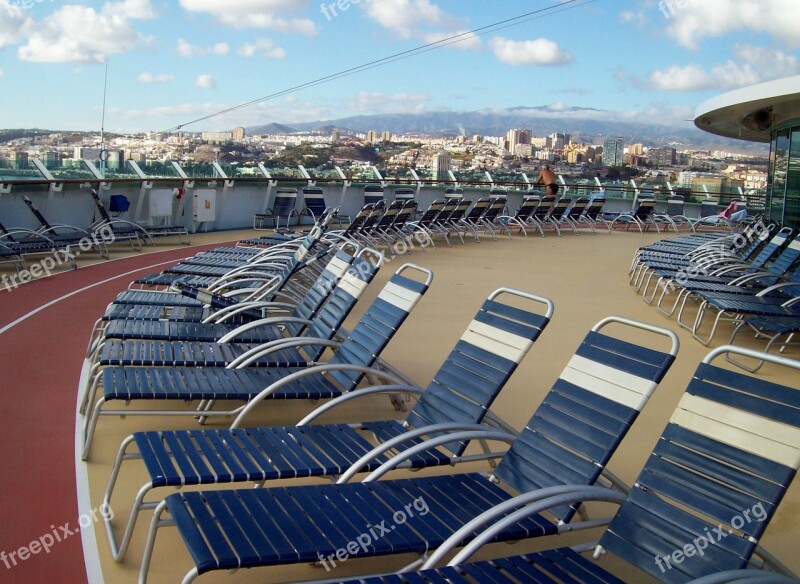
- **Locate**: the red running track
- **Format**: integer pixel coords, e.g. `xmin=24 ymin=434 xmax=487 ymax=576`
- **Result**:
xmin=0 ymin=243 xmax=223 ymax=583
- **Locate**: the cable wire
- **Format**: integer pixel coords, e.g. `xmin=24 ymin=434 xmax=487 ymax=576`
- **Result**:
xmin=163 ymin=0 xmax=599 ymax=132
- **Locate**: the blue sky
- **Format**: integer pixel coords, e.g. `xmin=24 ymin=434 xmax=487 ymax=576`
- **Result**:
xmin=0 ymin=0 xmax=797 ymax=133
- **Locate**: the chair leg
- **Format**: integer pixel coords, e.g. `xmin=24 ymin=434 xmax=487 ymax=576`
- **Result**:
xmin=104 ymin=435 xmax=157 ymax=561
xmin=139 ymin=500 xmax=176 ymax=584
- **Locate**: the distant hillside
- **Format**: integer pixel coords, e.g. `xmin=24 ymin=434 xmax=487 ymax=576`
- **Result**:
xmin=248 ymin=122 xmax=297 ymax=135
xmin=247 ymin=105 xmax=769 ymax=154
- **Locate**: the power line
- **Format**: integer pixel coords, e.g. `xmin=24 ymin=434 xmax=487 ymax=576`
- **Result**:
xmin=163 ymin=0 xmax=598 ymax=133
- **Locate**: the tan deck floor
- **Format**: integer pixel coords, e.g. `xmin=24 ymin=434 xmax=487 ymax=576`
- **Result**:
xmin=79 ymin=226 xmax=800 ymax=583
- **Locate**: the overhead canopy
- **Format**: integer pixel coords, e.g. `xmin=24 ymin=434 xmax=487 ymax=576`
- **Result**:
xmin=694 ymin=76 xmax=800 ymax=143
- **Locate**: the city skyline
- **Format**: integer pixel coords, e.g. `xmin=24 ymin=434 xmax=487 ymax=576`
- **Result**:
xmin=0 ymin=1 xmax=797 ymax=134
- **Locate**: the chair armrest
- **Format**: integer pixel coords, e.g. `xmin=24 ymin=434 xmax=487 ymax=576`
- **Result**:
xmin=360 ymin=428 xmax=517 ymax=483
xmin=230 ymin=363 xmax=407 ymax=428
xmin=421 ymin=486 xmax=627 ymax=569
xmin=687 ymin=569 xmax=799 ymax=583
xmin=297 ymin=384 xmax=425 ymax=426
xmin=226 ymin=335 xmax=338 ymax=367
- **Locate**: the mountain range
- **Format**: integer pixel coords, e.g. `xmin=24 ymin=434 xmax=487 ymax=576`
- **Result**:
xmin=248 ymin=105 xmax=768 ymax=153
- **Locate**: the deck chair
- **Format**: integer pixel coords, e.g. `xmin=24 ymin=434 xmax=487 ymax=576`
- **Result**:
xmin=458 ymin=196 xmax=494 ymax=241
xmin=610 ymin=196 xmax=659 ymax=232
xmin=527 ymin=193 xmax=557 ymax=237
xmin=496 ymin=195 xmax=540 ymax=237
xmin=727 ymin=314 xmax=800 ymax=371
xmin=298 ymin=186 xmax=327 ymax=224
xmin=693 ymin=199 xmax=733 ymax=231
xmin=137 ymin=317 xmax=679 ymax=583
xmin=80 ymin=264 xmax=433 ymax=460
xmin=688 ymin=283 xmax=800 ymax=346
xmin=575 ymin=192 xmax=612 ymax=234
xmin=85 ymin=250 xmax=383 ymax=381
xmin=110 ymin=223 xmax=332 ymax=308
xmin=253 ymin=187 xmax=299 ymax=230
xmin=89 ymin=189 xmax=190 ymax=244
xmin=102 ymin=288 xmax=554 ymax=561
xmin=86 ymin=246 xmax=372 ymax=358
xmin=653 ymin=195 xmax=695 ymax=232
xmin=652 ymin=230 xmax=800 ymax=318
xmin=0 ymin=221 xmax=77 ymax=270
xmin=364 ymin=185 xmax=385 ymax=206
xmin=21 ymin=194 xmax=114 ymax=256
xmin=339 ymin=346 xmax=800 ymax=584
xmin=542 ymin=197 xmax=578 ymax=236
xmin=394 ymin=187 xmax=417 ymax=217
xmin=631 ymin=220 xmax=776 ymax=295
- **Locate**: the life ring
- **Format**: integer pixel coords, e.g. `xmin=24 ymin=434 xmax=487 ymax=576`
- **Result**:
xmin=99 ymin=149 xmax=110 ymax=161
xmin=174 ymin=187 xmax=185 ymax=200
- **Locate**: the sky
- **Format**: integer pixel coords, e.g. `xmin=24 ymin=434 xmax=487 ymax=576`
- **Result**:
xmin=0 ymin=0 xmax=798 ymax=134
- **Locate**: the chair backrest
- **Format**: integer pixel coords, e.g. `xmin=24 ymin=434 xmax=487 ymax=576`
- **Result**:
xmin=770 ymin=231 xmax=800 ymax=276
xmin=364 ymin=185 xmax=385 ymax=206
xmin=633 ymin=197 xmax=656 ymax=220
xmin=88 ymin=189 xmax=114 ymax=223
xmin=325 ymin=264 xmax=433 ymax=392
xmin=584 ymin=193 xmax=606 ymax=219
xmin=433 ymin=197 xmax=461 ymax=223
xmin=666 ymin=195 xmax=685 ymax=216
xmin=22 ymin=196 xmax=54 ymax=229
xmin=417 ymin=199 xmax=447 ymax=226
xmin=481 ymin=196 xmax=507 ymax=222
xmin=565 ymin=196 xmax=589 ymax=219
xmin=532 ymin=194 xmax=556 ymax=221
xmin=446 ymin=198 xmax=472 ymax=223
xmin=299 ymin=253 xmax=383 ymax=360
xmin=464 ymin=197 xmax=492 ymax=221
xmin=547 ymin=197 xmax=571 ymax=220
xmin=598 ymin=347 xmax=800 ymax=581
xmin=746 ymin=226 xmax=794 ymax=271
xmin=373 ymin=200 xmax=405 ymax=229
xmin=272 ymin=188 xmax=298 ymax=218
xmin=342 ymin=203 xmax=374 ymax=236
xmin=359 ymin=200 xmax=385 ymax=231
xmin=301 ymin=187 xmax=327 ymax=219
xmin=700 ymin=199 xmax=720 ymax=217
xmin=513 ymin=196 xmax=540 ymax=221
xmin=406 ymin=290 xmax=554 ymax=456
xmin=493 ymin=317 xmax=678 ymax=523
xmin=394 ymin=187 xmax=416 ymax=202
xmin=391 ymin=200 xmax=417 ymax=230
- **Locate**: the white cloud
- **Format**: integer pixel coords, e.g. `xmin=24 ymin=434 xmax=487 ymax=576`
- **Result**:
xmin=195 ymin=74 xmax=215 ymax=89
xmin=178 ymin=0 xmax=317 ymax=36
xmin=647 ymin=45 xmax=799 ymax=91
xmin=17 ymin=0 xmax=155 ymax=63
xmin=238 ymin=39 xmax=286 ymax=59
xmin=363 ymin=0 xmax=448 ymax=38
xmin=177 ymin=39 xmax=229 ymax=57
xmin=0 ymin=1 xmax=33 ymax=49
xmin=488 ymin=37 xmax=574 ymax=67
xmin=137 ymin=72 xmax=174 ymax=83
xmin=662 ymin=0 xmax=800 ymax=50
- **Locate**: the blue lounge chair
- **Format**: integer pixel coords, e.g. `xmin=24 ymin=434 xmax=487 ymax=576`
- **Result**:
xmin=137 ymin=317 xmax=679 ymax=583
xmin=85 ymin=250 xmax=382 ymax=378
xmin=85 ymin=246 xmax=370 ymax=359
xmin=101 ymin=288 xmax=554 ymax=561
xmin=254 ymin=187 xmax=299 ymax=230
xmin=352 ymin=346 xmax=800 ymax=584
xmin=610 ymin=196 xmax=659 ymax=232
xmin=80 ymin=264 xmax=433 ymax=460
